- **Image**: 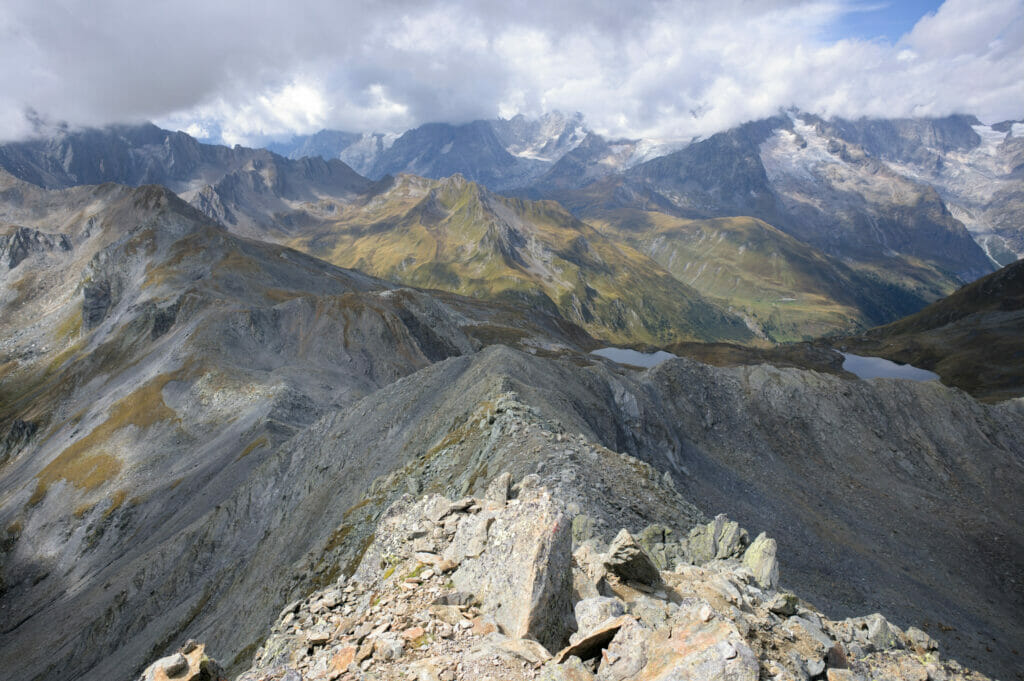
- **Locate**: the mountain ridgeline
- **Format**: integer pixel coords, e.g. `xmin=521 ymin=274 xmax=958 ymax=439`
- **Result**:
xmin=3 ymin=112 xmax=1017 ymax=343
xmin=0 ymin=113 xmax=1021 ymax=681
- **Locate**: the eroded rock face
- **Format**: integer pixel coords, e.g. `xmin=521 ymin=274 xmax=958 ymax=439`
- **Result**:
xmin=216 ymin=474 xmax=991 ymax=681
xmin=0 ymin=226 xmax=72 ymax=269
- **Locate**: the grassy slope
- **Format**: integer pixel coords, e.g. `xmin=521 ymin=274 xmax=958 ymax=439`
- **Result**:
xmin=285 ymin=175 xmax=754 ymax=345
xmin=539 ymin=173 xmax=967 ymax=341
xmin=586 ymin=209 xmax=871 ymax=341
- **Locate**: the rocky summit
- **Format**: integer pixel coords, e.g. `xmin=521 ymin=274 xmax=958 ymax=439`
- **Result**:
xmin=155 ymin=471 xmax=993 ymax=681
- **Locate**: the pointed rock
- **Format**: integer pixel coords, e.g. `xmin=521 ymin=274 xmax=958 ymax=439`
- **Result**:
xmin=484 ymin=471 xmax=513 ymax=510
xmin=604 ymin=529 xmax=663 ymax=585
xmin=742 ymin=533 xmax=779 ymax=589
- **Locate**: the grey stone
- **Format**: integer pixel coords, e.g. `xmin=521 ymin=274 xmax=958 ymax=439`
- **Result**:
xmin=372 ymin=634 xmax=405 ymax=661
xmin=906 ymin=626 xmax=938 ymax=652
xmin=159 ymin=653 xmax=188 ymax=677
xmin=635 ymin=615 xmax=758 ymax=681
xmin=866 ymin=613 xmax=900 ymax=651
xmin=788 ymin=615 xmax=833 ymax=652
xmin=443 ymin=512 xmax=494 ymax=563
xmin=768 ymin=593 xmax=798 ymax=616
xmin=452 ymin=485 xmax=574 ymax=651
xmin=574 ymin=597 xmax=626 ymax=634
xmin=484 ymin=471 xmax=513 ymax=509
xmin=306 ymin=627 xmax=331 ymax=646
xmin=805 ymin=657 xmax=826 ymax=677
xmin=423 ymin=495 xmax=454 ymax=522
xmin=498 ymin=637 xmax=554 ymax=666
xmin=742 ymin=533 xmax=779 ymax=589
xmin=686 ymin=515 xmax=750 ymax=564
xmin=603 ymin=529 xmax=662 ymax=586
xmin=572 ymin=515 xmax=596 ymax=546
xmin=595 ymin=618 xmax=648 ymax=681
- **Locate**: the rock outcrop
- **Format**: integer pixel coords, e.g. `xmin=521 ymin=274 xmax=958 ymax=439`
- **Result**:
xmin=208 ymin=475 xmax=991 ymax=681
xmin=138 ymin=641 xmax=224 ymax=681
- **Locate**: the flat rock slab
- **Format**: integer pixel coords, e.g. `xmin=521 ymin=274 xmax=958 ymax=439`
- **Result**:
xmin=556 ymin=615 xmax=634 ymax=663
xmin=636 ymin=616 xmax=758 ymax=681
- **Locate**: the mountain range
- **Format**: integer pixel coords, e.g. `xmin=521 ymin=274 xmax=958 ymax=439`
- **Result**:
xmin=0 ymin=111 xmax=1021 ymax=681
xmin=5 ymin=111 xmax=1018 ymax=343
xmin=256 ymin=109 xmax=1023 ymax=268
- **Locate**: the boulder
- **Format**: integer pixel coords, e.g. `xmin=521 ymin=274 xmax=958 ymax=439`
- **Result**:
xmin=742 ymin=533 xmax=779 ymax=589
xmin=557 ymin=615 xmax=633 ymax=664
xmin=632 ymin=614 xmax=759 ymax=681
xmin=452 ymin=485 xmax=574 ymax=651
xmin=422 ymin=495 xmax=454 ymax=522
xmin=572 ymin=514 xmax=596 ymax=546
xmin=443 ymin=512 xmax=494 ymax=563
xmin=604 ymin=529 xmax=663 ymax=586
xmin=905 ymin=626 xmax=938 ymax=652
xmin=498 ymin=637 xmax=555 ymax=666
xmin=595 ymin=617 xmax=649 ymax=680
xmin=686 ymin=515 xmax=749 ymax=564
xmin=767 ymin=593 xmax=798 ymax=616
xmin=484 ymin=471 xmax=513 ymax=510
xmin=865 ymin=613 xmax=901 ymax=651
xmin=138 ymin=642 xmax=223 ymax=681
xmin=575 ymin=597 xmax=627 ymax=635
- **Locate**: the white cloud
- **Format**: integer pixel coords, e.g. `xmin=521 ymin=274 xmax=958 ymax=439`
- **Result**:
xmin=1 ymin=0 xmax=1021 ymax=145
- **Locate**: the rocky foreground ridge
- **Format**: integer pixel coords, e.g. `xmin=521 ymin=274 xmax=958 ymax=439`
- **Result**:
xmin=142 ymin=470 xmax=991 ymax=681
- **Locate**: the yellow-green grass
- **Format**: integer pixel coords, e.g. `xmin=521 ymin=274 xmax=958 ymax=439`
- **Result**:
xmin=587 ymin=210 xmax=889 ymax=342
xmin=285 ymin=177 xmax=751 ymax=345
xmin=29 ymin=370 xmax=183 ymax=505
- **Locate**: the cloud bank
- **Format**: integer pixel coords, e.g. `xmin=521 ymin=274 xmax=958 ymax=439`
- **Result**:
xmin=1 ymin=0 xmax=1021 ymax=144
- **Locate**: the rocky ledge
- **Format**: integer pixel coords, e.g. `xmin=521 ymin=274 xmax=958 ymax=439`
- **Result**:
xmin=143 ymin=472 xmax=992 ymax=681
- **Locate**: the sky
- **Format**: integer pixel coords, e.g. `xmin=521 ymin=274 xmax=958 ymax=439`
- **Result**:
xmin=0 ymin=0 xmax=1021 ymax=146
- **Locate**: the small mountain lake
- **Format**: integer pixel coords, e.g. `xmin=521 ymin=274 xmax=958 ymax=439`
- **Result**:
xmin=591 ymin=347 xmax=678 ymax=368
xmin=840 ymin=353 xmax=940 ymax=382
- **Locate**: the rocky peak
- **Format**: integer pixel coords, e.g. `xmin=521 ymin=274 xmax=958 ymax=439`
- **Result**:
xmin=492 ymin=111 xmax=589 ymax=163
xmin=0 ymin=225 xmax=72 ymax=269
